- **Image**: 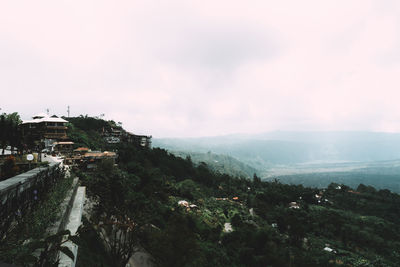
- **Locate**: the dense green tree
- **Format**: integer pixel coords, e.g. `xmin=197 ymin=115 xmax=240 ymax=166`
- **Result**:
xmin=1 ymin=155 xmax=19 ymax=179
xmin=66 ymin=115 xmax=400 ymax=267
xmin=0 ymin=112 xmax=22 ymax=154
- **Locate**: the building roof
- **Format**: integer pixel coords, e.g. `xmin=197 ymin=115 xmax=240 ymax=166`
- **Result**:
xmin=32 ymin=112 xmax=48 ymax=119
xmin=83 ymin=151 xmax=117 ymax=158
xmin=53 ymin=142 xmax=74 ymax=145
xmin=323 ymin=247 xmax=334 ymax=253
xmin=22 ymin=114 xmax=68 ymax=124
xmin=74 ymin=147 xmax=90 ymax=152
xmin=178 ymin=200 xmax=189 ymax=207
xmin=126 ymin=131 xmax=152 ymax=138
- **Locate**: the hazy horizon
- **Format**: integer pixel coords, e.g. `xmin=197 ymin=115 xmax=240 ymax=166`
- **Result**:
xmin=154 ymin=129 xmax=400 ymax=139
xmin=2 ymin=1 xmax=400 ymax=137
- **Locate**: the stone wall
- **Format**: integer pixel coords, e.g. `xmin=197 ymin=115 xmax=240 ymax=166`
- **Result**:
xmin=0 ymin=162 xmax=64 ymax=240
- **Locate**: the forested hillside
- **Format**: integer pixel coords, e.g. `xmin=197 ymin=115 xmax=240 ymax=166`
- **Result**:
xmin=77 ymin=143 xmax=400 ymax=267
xmin=65 ymin=115 xmax=121 ymax=150
xmin=68 ymin=117 xmax=400 ymax=267
xmin=169 ymin=150 xmax=259 ymax=178
xmin=270 ymin=172 xmax=400 ymax=194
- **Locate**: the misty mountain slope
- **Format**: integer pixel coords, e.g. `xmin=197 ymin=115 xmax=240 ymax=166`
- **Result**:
xmin=169 ymin=151 xmax=259 ymax=178
xmin=154 ymin=138 xmax=319 ymax=167
xmin=154 ymin=131 xmax=400 ymax=169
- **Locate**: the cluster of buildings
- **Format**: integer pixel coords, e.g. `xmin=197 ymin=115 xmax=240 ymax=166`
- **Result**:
xmin=20 ymin=113 xmax=151 ymax=169
xmin=64 ymin=147 xmax=117 ymax=169
xmin=102 ymin=127 xmax=152 ymax=148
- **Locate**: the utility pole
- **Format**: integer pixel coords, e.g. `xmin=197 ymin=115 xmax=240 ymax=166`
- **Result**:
xmin=67 ymin=106 xmax=70 ymax=118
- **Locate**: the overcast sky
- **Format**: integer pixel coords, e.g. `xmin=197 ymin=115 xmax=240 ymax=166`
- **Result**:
xmin=1 ymin=1 xmax=400 ymax=137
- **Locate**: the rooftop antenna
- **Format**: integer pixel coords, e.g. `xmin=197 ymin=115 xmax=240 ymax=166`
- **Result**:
xmin=67 ymin=106 xmax=70 ymax=118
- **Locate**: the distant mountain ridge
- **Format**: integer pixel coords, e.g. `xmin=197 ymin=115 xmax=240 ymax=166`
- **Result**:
xmin=154 ymin=131 xmax=400 ymax=168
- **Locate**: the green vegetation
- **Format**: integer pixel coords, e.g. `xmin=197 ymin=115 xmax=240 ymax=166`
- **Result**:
xmin=4 ymin=115 xmax=399 ymax=266
xmin=171 ymin=151 xmax=259 ymax=178
xmin=75 ymin=218 xmax=116 ymax=267
xmin=0 ymin=155 xmax=49 ymax=181
xmin=65 ymin=115 xmax=120 ymax=150
xmin=271 ymin=171 xmax=400 ymax=194
xmin=0 ymin=112 xmax=22 ymax=155
xmin=60 ymin=116 xmax=400 ymax=266
xmin=0 ymin=170 xmax=75 ymax=266
xmin=76 ymin=141 xmax=400 ymax=266
xmin=1 ymin=155 xmax=19 ymax=179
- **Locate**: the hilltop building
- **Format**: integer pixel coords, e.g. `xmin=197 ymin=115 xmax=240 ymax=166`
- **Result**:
xmin=21 ymin=113 xmax=72 ymax=151
xmin=125 ymin=132 xmax=152 ymax=148
xmin=102 ymin=127 xmax=123 ymax=144
xmin=102 ymin=127 xmax=152 ymax=148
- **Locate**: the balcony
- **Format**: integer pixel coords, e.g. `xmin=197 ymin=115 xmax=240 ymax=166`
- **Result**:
xmin=45 ymin=126 xmax=68 ymax=130
xmin=44 ymin=132 xmax=68 ymax=139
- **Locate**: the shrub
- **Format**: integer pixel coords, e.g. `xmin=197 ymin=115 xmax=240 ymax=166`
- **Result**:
xmin=1 ymin=155 xmax=19 ymax=180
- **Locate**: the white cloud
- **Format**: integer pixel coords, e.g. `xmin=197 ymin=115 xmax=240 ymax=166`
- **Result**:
xmin=1 ymin=0 xmax=400 ymax=137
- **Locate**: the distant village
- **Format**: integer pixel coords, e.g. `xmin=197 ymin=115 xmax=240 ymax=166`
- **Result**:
xmin=1 ymin=112 xmax=151 ymax=171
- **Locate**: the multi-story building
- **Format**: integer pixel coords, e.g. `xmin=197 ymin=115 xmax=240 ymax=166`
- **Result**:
xmin=102 ymin=127 xmax=123 ymax=144
xmin=21 ymin=113 xmax=69 ymax=150
xmin=102 ymin=127 xmax=152 ymax=148
xmin=125 ymin=132 xmax=152 ymax=148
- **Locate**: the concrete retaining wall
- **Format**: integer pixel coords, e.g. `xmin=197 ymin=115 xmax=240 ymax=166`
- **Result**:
xmin=58 ymin=186 xmax=86 ymax=267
